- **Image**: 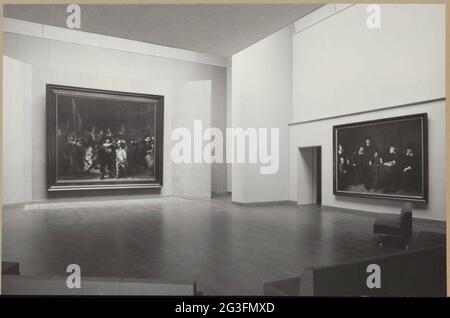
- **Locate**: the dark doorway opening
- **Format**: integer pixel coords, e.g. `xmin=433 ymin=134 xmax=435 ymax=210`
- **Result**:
xmin=297 ymin=146 xmax=322 ymax=206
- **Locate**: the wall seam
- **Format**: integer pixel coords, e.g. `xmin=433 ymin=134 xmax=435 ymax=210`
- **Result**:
xmin=289 ymin=97 xmax=446 ymax=126
xmin=294 ymin=3 xmax=356 ymax=35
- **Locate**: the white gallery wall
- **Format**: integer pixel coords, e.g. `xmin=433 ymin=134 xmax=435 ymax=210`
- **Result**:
xmin=3 ymin=24 xmax=227 ymax=203
xmin=292 ymin=4 xmax=445 ymax=123
xmin=290 ymin=4 xmax=446 ymax=220
xmin=171 ymin=80 xmax=212 ymax=197
xmin=231 ymin=25 xmax=293 ymax=204
xmin=226 ymin=66 xmax=232 ymax=193
xmin=2 ymin=56 xmax=33 ymax=204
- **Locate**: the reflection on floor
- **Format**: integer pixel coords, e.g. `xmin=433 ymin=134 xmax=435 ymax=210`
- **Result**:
xmin=2 ymin=195 xmax=445 ymax=295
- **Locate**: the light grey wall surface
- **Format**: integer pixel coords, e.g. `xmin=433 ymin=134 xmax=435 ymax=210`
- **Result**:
xmin=2 ymin=57 xmax=33 ymax=204
xmin=292 ymin=4 xmax=445 ymax=123
xmin=3 ymin=31 xmax=227 ymax=202
xmin=289 ymin=3 xmax=445 ymax=221
xmin=171 ymin=80 xmax=212 ymax=197
xmin=211 ymin=74 xmax=227 ymax=194
xmin=231 ymin=25 xmax=293 ymax=203
xmin=226 ymin=66 xmax=232 ymax=193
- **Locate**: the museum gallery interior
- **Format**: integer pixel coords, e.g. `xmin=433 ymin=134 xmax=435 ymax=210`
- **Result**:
xmin=1 ymin=4 xmax=447 ymax=296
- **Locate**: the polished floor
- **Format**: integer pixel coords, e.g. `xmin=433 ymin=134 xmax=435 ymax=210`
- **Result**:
xmin=2 ymin=195 xmax=445 ymax=295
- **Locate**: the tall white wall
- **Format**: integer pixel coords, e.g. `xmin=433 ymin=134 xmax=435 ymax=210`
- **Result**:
xmin=171 ymin=80 xmax=212 ymax=197
xmin=3 ymin=29 xmax=227 ymax=202
xmin=292 ymin=4 xmax=445 ymax=123
xmin=2 ymin=56 xmax=33 ymax=204
xmin=290 ymin=4 xmax=445 ymax=220
xmin=226 ymin=66 xmax=232 ymax=193
xmin=231 ymin=25 xmax=293 ymax=203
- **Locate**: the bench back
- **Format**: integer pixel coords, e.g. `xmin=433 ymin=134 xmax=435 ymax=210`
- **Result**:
xmin=299 ymin=245 xmax=446 ymax=297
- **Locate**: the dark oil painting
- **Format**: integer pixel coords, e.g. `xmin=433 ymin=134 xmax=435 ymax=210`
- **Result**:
xmin=47 ymin=85 xmax=164 ymax=191
xmin=333 ymin=113 xmax=427 ymax=202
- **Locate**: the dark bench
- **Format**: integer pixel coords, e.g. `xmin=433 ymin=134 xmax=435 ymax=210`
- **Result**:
xmin=2 ymin=274 xmax=198 ymax=295
xmin=373 ymin=203 xmax=413 ymax=248
xmin=2 ymin=262 xmax=198 ymax=295
xmin=264 ymin=234 xmax=446 ymax=297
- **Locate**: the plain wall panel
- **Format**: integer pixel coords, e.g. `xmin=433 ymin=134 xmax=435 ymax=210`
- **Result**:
xmin=2 ymin=56 xmax=33 ymax=204
xmin=292 ymin=4 xmax=445 ymax=123
xmin=231 ymin=25 xmax=293 ymax=203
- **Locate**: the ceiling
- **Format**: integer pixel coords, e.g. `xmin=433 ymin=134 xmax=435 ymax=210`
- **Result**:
xmin=4 ymin=4 xmax=322 ymax=57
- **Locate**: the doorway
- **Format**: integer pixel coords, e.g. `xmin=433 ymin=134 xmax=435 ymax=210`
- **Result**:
xmin=297 ymin=146 xmax=322 ymax=206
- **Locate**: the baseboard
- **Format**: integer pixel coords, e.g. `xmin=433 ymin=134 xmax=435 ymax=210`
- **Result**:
xmin=3 ymin=193 xmax=212 ymax=209
xmin=232 ymin=200 xmax=297 ymax=207
xmin=211 ymin=192 xmax=231 ymax=198
xmin=2 ymin=201 xmax=30 ymax=209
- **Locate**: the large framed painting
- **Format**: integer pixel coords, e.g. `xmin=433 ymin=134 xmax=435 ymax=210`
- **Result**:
xmin=46 ymin=84 xmax=164 ymax=191
xmin=333 ymin=113 xmax=428 ymax=202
